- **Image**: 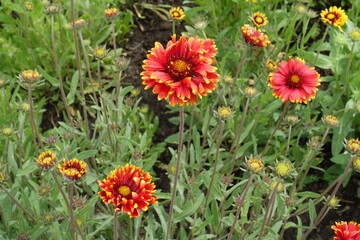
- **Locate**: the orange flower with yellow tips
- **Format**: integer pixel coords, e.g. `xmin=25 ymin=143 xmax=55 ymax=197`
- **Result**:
xmin=98 ymin=164 xmax=158 ymax=218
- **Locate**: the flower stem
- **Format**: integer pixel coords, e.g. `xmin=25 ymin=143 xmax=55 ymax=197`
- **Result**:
xmin=228 ymin=46 xmax=249 ymax=103
xmin=203 ymin=120 xmax=224 ymax=213
xmin=114 ymin=211 xmax=118 ymax=240
xmin=50 ymin=15 xmax=73 ymax=124
xmin=284 ymin=124 xmax=292 ymax=158
xmin=313 ymin=26 xmax=329 ymax=66
xmin=226 ymin=173 xmax=254 ymax=240
xmin=0 ymin=185 xmax=38 ymax=224
xmin=78 ymin=30 xmax=98 ymax=107
xmin=345 ymin=41 xmax=355 ymax=97
xmin=50 ymin=170 xmax=86 ymax=240
xmin=27 ymin=86 xmax=44 ymax=152
xmin=166 ymin=106 xmax=185 ymax=240
xmin=70 ymin=0 xmax=90 ymax=139
xmin=112 ymin=20 xmax=117 ymax=58
xmin=260 ymin=101 xmax=289 ymax=158
xmin=70 ymin=182 xmax=76 ymax=240
xmin=297 ymin=127 xmax=330 ymax=191
xmin=258 ymin=181 xmax=280 ymax=239
xmin=301 ymin=156 xmax=353 ymax=239
xmin=229 ymin=97 xmax=250 ymax=174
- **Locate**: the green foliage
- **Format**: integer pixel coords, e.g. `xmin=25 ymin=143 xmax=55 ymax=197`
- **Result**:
xmin=0 ymin=0 xmax=359 ymax=239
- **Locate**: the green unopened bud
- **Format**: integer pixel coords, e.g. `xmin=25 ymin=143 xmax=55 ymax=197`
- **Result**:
xmin=350 ymin=30 xmax=360 ymax=41
xmin=217 ymin=106 xmax=232 ymax=120
xmin=352 ymin=156 xmax=360 ymax=172
xmin=43 ymin=4 xmax=61 ymax=15
xmin=19 ymin=102 xmax=30 ymax=112
xmin=223 ymin=75 xmax=233 ymax=84
xmin=25 ymin=2 xmax=34 ymax=11
xmin=2 ymin=127 xmax=13 ymax=136
xmin=0 ymin=77 xmax=7 ymax=88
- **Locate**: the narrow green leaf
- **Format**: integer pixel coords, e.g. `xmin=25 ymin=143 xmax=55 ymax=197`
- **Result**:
xmin=174 ymin=194 xmax=204 ymax=223
xmin=37 ymin=66 xmax=59 ymax=87
xmin=76 ymin=149 xmax=98 ymax=160
xmin=308 ymin=199 xmax=316 ymax=225
xmin=66 ymin=70 xmax=79 ymax=105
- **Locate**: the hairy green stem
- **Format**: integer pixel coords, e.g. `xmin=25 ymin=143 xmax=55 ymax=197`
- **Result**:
xmin=203 ymin=120 xmax=224 ymax=214
xmin=227 ymin=173 xmax=254 ymax=240
xmin=260 ymin=101 xmax=289 ymax=158
xmin=166 ymin=106 xmax=185 ymax=240
xmin=229 ymin=97 xmax=251 ymax=174
xmin=297 ymin=127 xmax=330 ymax=191
xmin=0 ymin=185 xmax=38 ymax=224
xmin=345 ymin=41 xmax=355 ymax=97
xmin=51 ymin=15 xmax=73 ymax=124
xmin=70 ymin=0 xmax=90 ymax=139
xmin=27 ymin=86 xmax=44 ymax=151
xmin=114 ymin=211 xmax=118 ymax=240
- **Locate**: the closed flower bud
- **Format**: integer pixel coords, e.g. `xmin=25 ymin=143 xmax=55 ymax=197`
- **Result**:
xmin=0 ymin=77 xmax=7 ymax=88
xmin=43 ymin=4 xmax=61 ymax=15
xmin=244 ymin=86 xmax=258 ymax=98
xmin=217 ymin=106 xmax=232 ymax=120
xmin=38 ymin=185 xmax=51 ymax=197
xmin=42 ymin=212 xmax=55 ymax=225
xmin=0 ymin=172 xmax=4 ymax=184
xmin=351 ymin=30 xmax=360 ymax=40
xmin=323 ymin=115 xmax=339 ymax=127
xmin=74 ymin=19 xmax=86 ymax=28
xmin=308 ymin=136 xmax=322 ymax=150
xmin=247 ymin=158 xmax=264 ymax=173
xmin=223 ymin=75 xmax=233 ymax=84
xmin=115 ymin=57 xmax=130 ymax=71
xmin=345 ymin=139 xmax=360 ymax=155
xmin=21 ymin=69 xmax=40 ymax=82
xmin=270 ymin=180 xmax=283 ymax=192
xmin=105 ymin=8 xmax=119 ymax=19
xmin=275 ymin=162 xmax=292 ymax=177
xmin=285 ymin=115 xmax=299 ymax=125
xmin=328 ymin=196 xmax=340 ymax=209
xmin=2 ymin=127 xmax=13 ymax=136
xmin=25 ymin=2 xmax=34 ymax=11
xmin=130 ymin=88 xmax=140 ymax=97
xmin=265 ymin=59 xmax=278 ymax=70
xmin=19 ymin=102 xmax=30 ymax=112
xmin=92 ymin=47 xmax=108 ymax=59
xmin=295 ymin=4 xmax=307 ymax=14
xmin=352 ymin=156 xmax=360 ymax=172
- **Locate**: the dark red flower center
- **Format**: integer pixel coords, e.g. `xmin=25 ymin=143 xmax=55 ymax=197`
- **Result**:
xmin=286 ymin=74 xmax=302 ymax=88
xmin=167 ymin=59 xmax=193 ymax=81
xmin=118 ymin=185 xmax=131 ymax=197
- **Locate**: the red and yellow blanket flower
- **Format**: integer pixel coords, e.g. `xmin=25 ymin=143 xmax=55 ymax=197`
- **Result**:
xmin=332 ymin=221 xmax=360 ymax=240
xmin=141 ymin=35 xmax=219 ymax=106
xmin=37 ymin=151 xmax=57 ymax=169
xmin=251 ymin=12 xmax=268 ymax=28
xmin=98 ymin=164 xmax=158 ymax=218
xmin=241 ymin=24 xmax=270 ymax=47
xmin=57 ymin=158 xmax=87 ymax=181
xmin=268 ymin=57 xmax=320 ymax=103
xmin=321 ymin=6 xmax=348 ymax=32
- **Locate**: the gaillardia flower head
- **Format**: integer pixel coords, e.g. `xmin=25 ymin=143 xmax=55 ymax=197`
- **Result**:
xmin=98 ymin=164 xmax=158 ymax=218
xmin=241 ymin=24 xmax=270 ymax=47
xmin=57 ymin=158 xmax=87 ymax=181
xmin=37 ymin=151 xmax=57 ymax=169
xmin=105 ymin=8 xmax=119 ymax=19
xmin=246 ymin=158 xmax=264 ymax=173
xmin=169 ymin=7 xmax=185 ymax=21
xmin=331 ymin=221 xmax=360 ymax=240
xmin=345 ymin=139 xmax=360 ymax=155
xmin=141 ymin=35 xmax=219 ymax=106
xmin=268 ymin=57 xmax=320 ymax=103
xmin=320 ymin=6 xmax=348 ymax=32
xmin=250 ymin=12 xmax=268 ymax=28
